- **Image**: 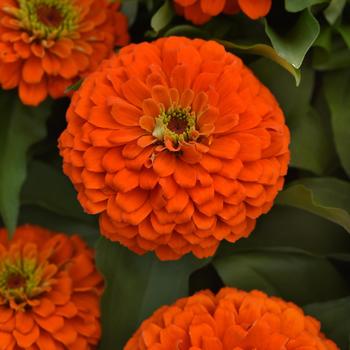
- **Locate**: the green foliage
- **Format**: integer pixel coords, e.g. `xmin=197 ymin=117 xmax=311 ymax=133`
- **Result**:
xmin=277 ymin=178 xmax=350 ymax=232
xmin=213 ymin=247 xmax=350 ymax=305
xmin=0 ymin=93 xmax=51 ymax=235
xmin=96 ymin=237 xmax=208 ymax=349
xmin=265 ymin=9 xmax=320 ymax=68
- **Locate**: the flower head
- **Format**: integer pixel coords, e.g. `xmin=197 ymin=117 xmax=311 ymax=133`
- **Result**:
xmin=0 ymin=224 xmax=103 ymax=349
xmin=59 ymin=37 xmax=290 ymax=261
xmin=174 ymin=0 xmax=272 ymax=25
xmin=125 ymin=287 xmax=339 ymax=350
xmin=0 ymin=0 xmax=129 ymax=105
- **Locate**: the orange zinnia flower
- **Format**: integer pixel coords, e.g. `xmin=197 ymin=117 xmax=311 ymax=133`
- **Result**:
xmin=174 ymin=0 xmax=272 ymax=25
xmin=59 ymin=37 xmax=290 ymax=261
xmin=0 ymin=0 xmax=129 ymax=106
xmin=125 ymin=287 xmax=339 ymax=350
xmin=0 ymin=224 xmax=103 ymax=349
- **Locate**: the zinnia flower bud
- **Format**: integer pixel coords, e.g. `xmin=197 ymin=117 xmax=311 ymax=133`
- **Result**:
xmin=125 ymin=287 xmax=339 ymax=350
xmin=59 ymin=37 xmax=290 ymax=261
xmin=0 ymin=224 xmax=103 ymax=349
xmin=174 ymin=0 xmax=272 ymax=25
xmin=0 ymin=0 xmax=129 ymax=106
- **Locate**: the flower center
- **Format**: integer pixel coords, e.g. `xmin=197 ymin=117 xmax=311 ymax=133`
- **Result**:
xmin=36 ymin=4 xmax=63 ymax=27
xmin=7 ymin=273 xmax=26 ymax=289
xmin=0 ymin=254 xmax=54 ymax=307
xmin=14 ymin=0 xmax=79 ymax=40
xmin=153 ymin=107 xmax=197 ymax=146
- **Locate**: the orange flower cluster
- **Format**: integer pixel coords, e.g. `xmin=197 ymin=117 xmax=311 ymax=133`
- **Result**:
xmin=174 ymin=0 xmax=272 ymax=25
xmin=0 ymin=224 xmax=103 ymax=350
xmin=125 ymin=287 xmax=339 ymax=350
xmin=59 ymin=37 xmax=290 ymax=261
xmin=0 ymin=0 xmax=129 ymax=106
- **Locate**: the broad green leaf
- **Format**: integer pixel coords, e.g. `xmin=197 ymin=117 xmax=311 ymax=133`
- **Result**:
xmin=150 ymin=0 xmax=174 ymax=33
xmin=121 ymin=0 xmax=139 ymax=27
xmin=219 ymin=40 xmax=301 ymax=85
xmin=18 ymin=205 xmax=99 ymax=247
xmin=21 ymin=160 xmax=93 ymax=223
xmin=289 ymin=107 xmax=336 ymax=174
xmin=277 ymin=178 xmax=350 ymax=232
xmin=265 ymin=9 xmax=320 ymax=68
xmin=313 ymin=47 xmax=350 ymax=70
xmin=251 ymin=59 xmax=335 ymax=174
xmin=304 ymin=297 xmax=350 ymax=349
xmin=324 ymin=70 xmax=350 ymax=177
xmin=96 ymin=237 xmax=208 ymax=349
xmin=285 ymin=0 xmax=329 ymax=12
xmin=163 ymin=24 xmax=208 ymax=38
xmin=217 ymin=206 xmax=350 ymax=256
xmin=337 ymin=24 xmax=350 ymax=48
xmin=324 ymin=0 xmax=346 ymax=24
xmin=0 ymin=92 xmax=51 ymax=234
xmin=213 ymin=248 xmax=350 ymax=305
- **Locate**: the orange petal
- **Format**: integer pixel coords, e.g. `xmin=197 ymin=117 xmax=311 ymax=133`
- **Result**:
xmin=22 ymin=56 xmax=44 ymax=83
xmin=238 ymin=0 xmax=271 ymax=19
xmin=200 ymin=0 xmax=226 ymax=15
xmin=208 ymin=137 xmax=240 ymax=160
xmin=19 ymin=79 xmax=47 ymax=106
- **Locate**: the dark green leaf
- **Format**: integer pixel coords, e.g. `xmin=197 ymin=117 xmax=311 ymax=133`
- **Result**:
xmin=0 ymin=93 xmax=51 ymax=234
xmin=21 ymin=160 xmax=93 ymax=223
xmin=324 ymin=0 xmax=346 ymax=24
xmin=304 ymin=297 xmax=350 ymax=349
xmin=277 ymin=177 xmax=350 ymax=232
xmin=251 ymin=59 xmax=335 ymax=174
xmin=150 ymin=0 xmax=174 ymax=33
xmin=163 ymin=24 xmax=208 ymax=38
xmin=324 ymin=70 xmax=350 ymax=177
xmin=18 ymin=205 xmax=99 ymax=247
xmin=337 ymin=24 xmax=350 ymax=48
xmin=289 ymin=107 xmax=336 ymax=174
xmin=121 ymin=0 xmax=139 ymax=27
xmin=285 ymin=0 xmax=329 ymax=12
xmin=265 ymin=9 xmax=320 ymax=68
xmin=96 ymin=237 xmax=208 ymax=349
xmin=219 ymin=40 xmax=301 ymax=85
xmin=217 ymin=205 xmax=350 ymax=256
xmin=214 ymin=248 xmax=350 ymax=305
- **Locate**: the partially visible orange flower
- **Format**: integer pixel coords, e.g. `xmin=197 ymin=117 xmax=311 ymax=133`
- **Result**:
xmin=59 ymin=37 xmax=290 ymax=261
xmin=0 ymin=0 xmax=129 ymax=106
xmin=174 ymin=0 xmax=272 ymax=25
xmin=0 ymin=224 xmax=103 ymax=350
xmin=125 ymin=287 xmax=339 ymax=350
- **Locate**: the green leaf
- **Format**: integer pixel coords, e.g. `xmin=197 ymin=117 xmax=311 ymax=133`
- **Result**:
xmin=21 ymin=160 xmax=93 ymax=223
xmin=324 ymin=0 xmax=346 ymax=25
xmin=213 ymin=248 xmax=350 ymax=305
xmin=150 ymin=0 xmax=174 ymax=33
xmin=337 ymin=24 xmax=350 ymax=48
xmin=96 ymin=237 xmax=208 ymax=349
xmin=121 ymin=0 xmax=139 ymax=27
xmin=289 ymin=107 xmax=336 ymax=174
xmin=251 ymin=59 xmax=336 ymax=174
xmin=304 ymin=297 xmax=350 ymax=349
xmin=217 ymin=205 xmax=350 ymax=256
xmin=18 ymin=205 xmax=99 ymax=247
xmin=0 ymin=92 xmax=51 ymax=234
xmin=277 ymin=178 xmax=350 ymax=232
xmin=163 ymin=24 xmax=208 ymax=38
xmin=285 ymin=0 xmax=329 ymax=12
xmin=324 ymin=70 xmax=350 ymax=177
xmin=265 ymin=9 xmax=320 ymax=68
xmin=219 ymin=40 xmax=301 ymax=85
